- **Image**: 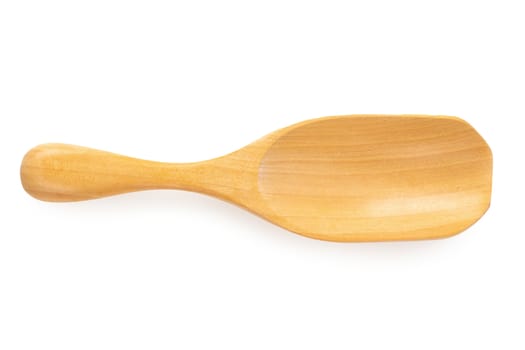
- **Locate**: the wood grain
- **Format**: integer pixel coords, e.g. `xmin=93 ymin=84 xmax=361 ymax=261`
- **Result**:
xmin=20 ymin=115 xmax=492 ymax=242
xmin=258 ymin=116 xmax=492 ymax=241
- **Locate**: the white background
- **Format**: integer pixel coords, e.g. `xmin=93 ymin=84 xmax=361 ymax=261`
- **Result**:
xmin=1 ymin=1 xmax=524 ymax=349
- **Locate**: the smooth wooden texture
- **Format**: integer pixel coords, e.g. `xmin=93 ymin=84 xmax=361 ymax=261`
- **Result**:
xmin=20 ymin=115 xmax=492 ymax=242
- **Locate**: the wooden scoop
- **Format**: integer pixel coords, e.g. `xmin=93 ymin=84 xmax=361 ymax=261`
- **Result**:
xmin=21 ymin=115 xmax=492 ymax=242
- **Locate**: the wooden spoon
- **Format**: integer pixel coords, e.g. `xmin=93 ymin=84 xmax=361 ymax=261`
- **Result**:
xmin=21 ymin=115 xmax=492 ymax=242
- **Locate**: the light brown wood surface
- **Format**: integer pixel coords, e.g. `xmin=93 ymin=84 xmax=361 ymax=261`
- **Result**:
xmin=20 ymin=115 xmax=492 ymax=242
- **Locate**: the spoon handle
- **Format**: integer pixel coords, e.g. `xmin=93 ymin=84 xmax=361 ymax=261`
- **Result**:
xmin=20 ymin=143 xmax=197 ymax=202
